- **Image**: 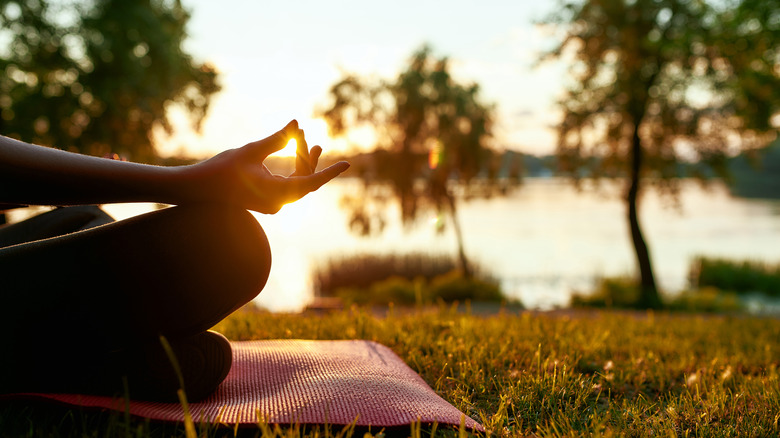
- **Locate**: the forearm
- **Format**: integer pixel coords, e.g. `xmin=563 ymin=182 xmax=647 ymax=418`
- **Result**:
xmin=1 ymin=121 xmax=350 ymax=213
xmin=0 ymin=135 xmax=186 ymax=206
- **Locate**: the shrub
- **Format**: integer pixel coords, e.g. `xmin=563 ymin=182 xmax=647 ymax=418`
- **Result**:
xmin=335 ymin=271 xmax=506 ymax=306
xmin=570 ymin=276 xmax=641 ymax=309
xmin=665 ymin=287 xmax=744 ymax=313
xmin=336 ymin=276 xmax=425 ymax=306
xmin=315 ymin=252 xmax=510 ymax=306
xmin=690 ymin=256 xmax=780 ymax=297
xmin=428 ymin=270 xmax=504 ymax=302
xmin=313 ymin=252 xmax=458 ymax=297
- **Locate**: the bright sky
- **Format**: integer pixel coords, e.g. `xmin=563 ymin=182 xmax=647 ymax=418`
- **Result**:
xmin=159 ymin=0 xmax=566 ymax=158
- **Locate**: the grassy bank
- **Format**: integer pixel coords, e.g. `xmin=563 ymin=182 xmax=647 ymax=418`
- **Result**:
xmin=2 ymin=306 xmax=779 ymax=437
xmin=570 ymin=255 xmax=780 ymax=313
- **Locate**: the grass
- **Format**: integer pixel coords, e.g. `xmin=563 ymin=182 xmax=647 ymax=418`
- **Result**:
xmin=570 ymin=255 xmax=780 ymax=313
xmin=2 ymin=305 xmax=779 ymax=437
xmin=570 ymin=276 xmax=748 ymax=313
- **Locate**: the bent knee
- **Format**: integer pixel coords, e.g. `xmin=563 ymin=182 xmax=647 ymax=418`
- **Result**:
xmin=135 ymin=205 xmax=272 ymax=335
xmin=184 ymin=204 xmax=272 ymax=302
xmin=7 ymin=204 xmax=274 ymax=344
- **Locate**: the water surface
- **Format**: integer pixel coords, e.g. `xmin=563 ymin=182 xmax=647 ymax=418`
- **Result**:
xmin=99 ymin=178 xmax=780 ymax=311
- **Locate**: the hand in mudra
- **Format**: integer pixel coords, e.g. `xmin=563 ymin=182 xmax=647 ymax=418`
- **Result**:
xmin=183 ymin=120 xmax=349 ymax=214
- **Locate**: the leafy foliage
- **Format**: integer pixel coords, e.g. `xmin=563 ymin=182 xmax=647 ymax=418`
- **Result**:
xmin=570 ymin=276 xmax=642 ymax=309
xmin=319 ymin=46 xmax=518 ymax=275
xmin=728 ymin=138 xmax=780 ymax=198
xmin=548 ymin=0 xmax=778 ymax=181
xmin=690 ymin=256 xmax=780 ymax=297
xmin=335 ymin=271 xmax=506 ymax=306
xmin=543 ymin=0 xmax=779 ymax=308
xmin=313 ymin=252 xmax=506 ymax=306
xmin=0 ymin=0 xmax=219 ymax=161
xmin=313 ymin=251 xmax=460 ymax=297
xmin=571 ymin=276 xmax=746 ymax=313
xmin=665 ymin=287 xmax=744 ymax=313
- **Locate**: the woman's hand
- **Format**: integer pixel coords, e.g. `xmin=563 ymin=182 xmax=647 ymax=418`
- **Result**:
xmin=179 ymin=120 xmax=349 ymax=214
xmin=0 ymin=120 xmax=346 ymax=210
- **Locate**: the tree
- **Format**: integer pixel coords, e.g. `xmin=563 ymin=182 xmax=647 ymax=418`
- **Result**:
xmin=0 ymin=0 xmax=219 ymax=161
xmin=543 ymin=0 xmax=779 ymax=308
xmin=319 ymin=46 xmax=516 ymax=277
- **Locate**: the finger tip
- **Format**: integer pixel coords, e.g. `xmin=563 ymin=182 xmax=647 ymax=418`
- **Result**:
xmin=281 ymin=120 xmax=299 ymax=138
xmin=296 ymin=129 xmax=307 ymax=144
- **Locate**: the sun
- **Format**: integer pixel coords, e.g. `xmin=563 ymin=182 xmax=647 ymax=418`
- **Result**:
xmin=276 ymin=117 xmax=333 ymax=157
xmin=280 ymin=138 xmax=299 ymax=158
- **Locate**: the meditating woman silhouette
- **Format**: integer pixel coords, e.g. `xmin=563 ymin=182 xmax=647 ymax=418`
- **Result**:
xmin=0 ymin=120 xmax=349 ymax=401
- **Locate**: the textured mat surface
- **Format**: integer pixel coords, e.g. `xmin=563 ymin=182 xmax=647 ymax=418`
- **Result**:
xmin=8 ymin=340 xmax=483 ymax=430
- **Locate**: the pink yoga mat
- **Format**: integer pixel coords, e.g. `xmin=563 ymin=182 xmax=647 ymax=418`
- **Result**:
xmin=8 ymin=340 xmax=483 ymax=431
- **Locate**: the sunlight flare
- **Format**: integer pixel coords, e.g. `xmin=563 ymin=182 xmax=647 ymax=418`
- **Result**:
xmin=281 ymin=138 xmax=298 ymax=157
xmin=275 ymin=117 xmax=334 ymax=157
xmin=429 ymin=140 xmax=443 ymax=169
xmin=429 ymin=213 xmax=445 ymax=232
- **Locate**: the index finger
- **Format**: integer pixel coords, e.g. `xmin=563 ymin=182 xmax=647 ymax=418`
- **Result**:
xmin=294 ymin=130 xmax=313 ymax=175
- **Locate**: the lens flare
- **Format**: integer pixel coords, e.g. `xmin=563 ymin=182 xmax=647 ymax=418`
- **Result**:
xmin=428 ymin=141 xmax=443 ymax=169
xmin=429 ymin=213 xmax=445 ymax=232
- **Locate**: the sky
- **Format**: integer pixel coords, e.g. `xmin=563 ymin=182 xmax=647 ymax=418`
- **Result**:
xmin=159 ymin=0 xmax=567 ymax=159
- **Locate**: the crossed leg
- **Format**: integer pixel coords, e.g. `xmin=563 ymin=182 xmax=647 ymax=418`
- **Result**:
xmin=0 ymin=204 xmax=271 ymax=400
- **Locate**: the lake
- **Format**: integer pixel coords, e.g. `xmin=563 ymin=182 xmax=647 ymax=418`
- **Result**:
xmin=98 ymin=177 xmax=780 ymax=312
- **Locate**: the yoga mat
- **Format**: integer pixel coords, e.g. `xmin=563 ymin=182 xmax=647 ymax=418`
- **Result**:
xmin=6 ymin=340 xmax=483 ymax=431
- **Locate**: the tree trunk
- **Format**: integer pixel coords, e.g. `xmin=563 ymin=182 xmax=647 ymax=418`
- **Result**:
xmin=628 ymin=126 xmax=662 ymax=309
xmin=445 ymin=193 xmax=472 ymax=279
